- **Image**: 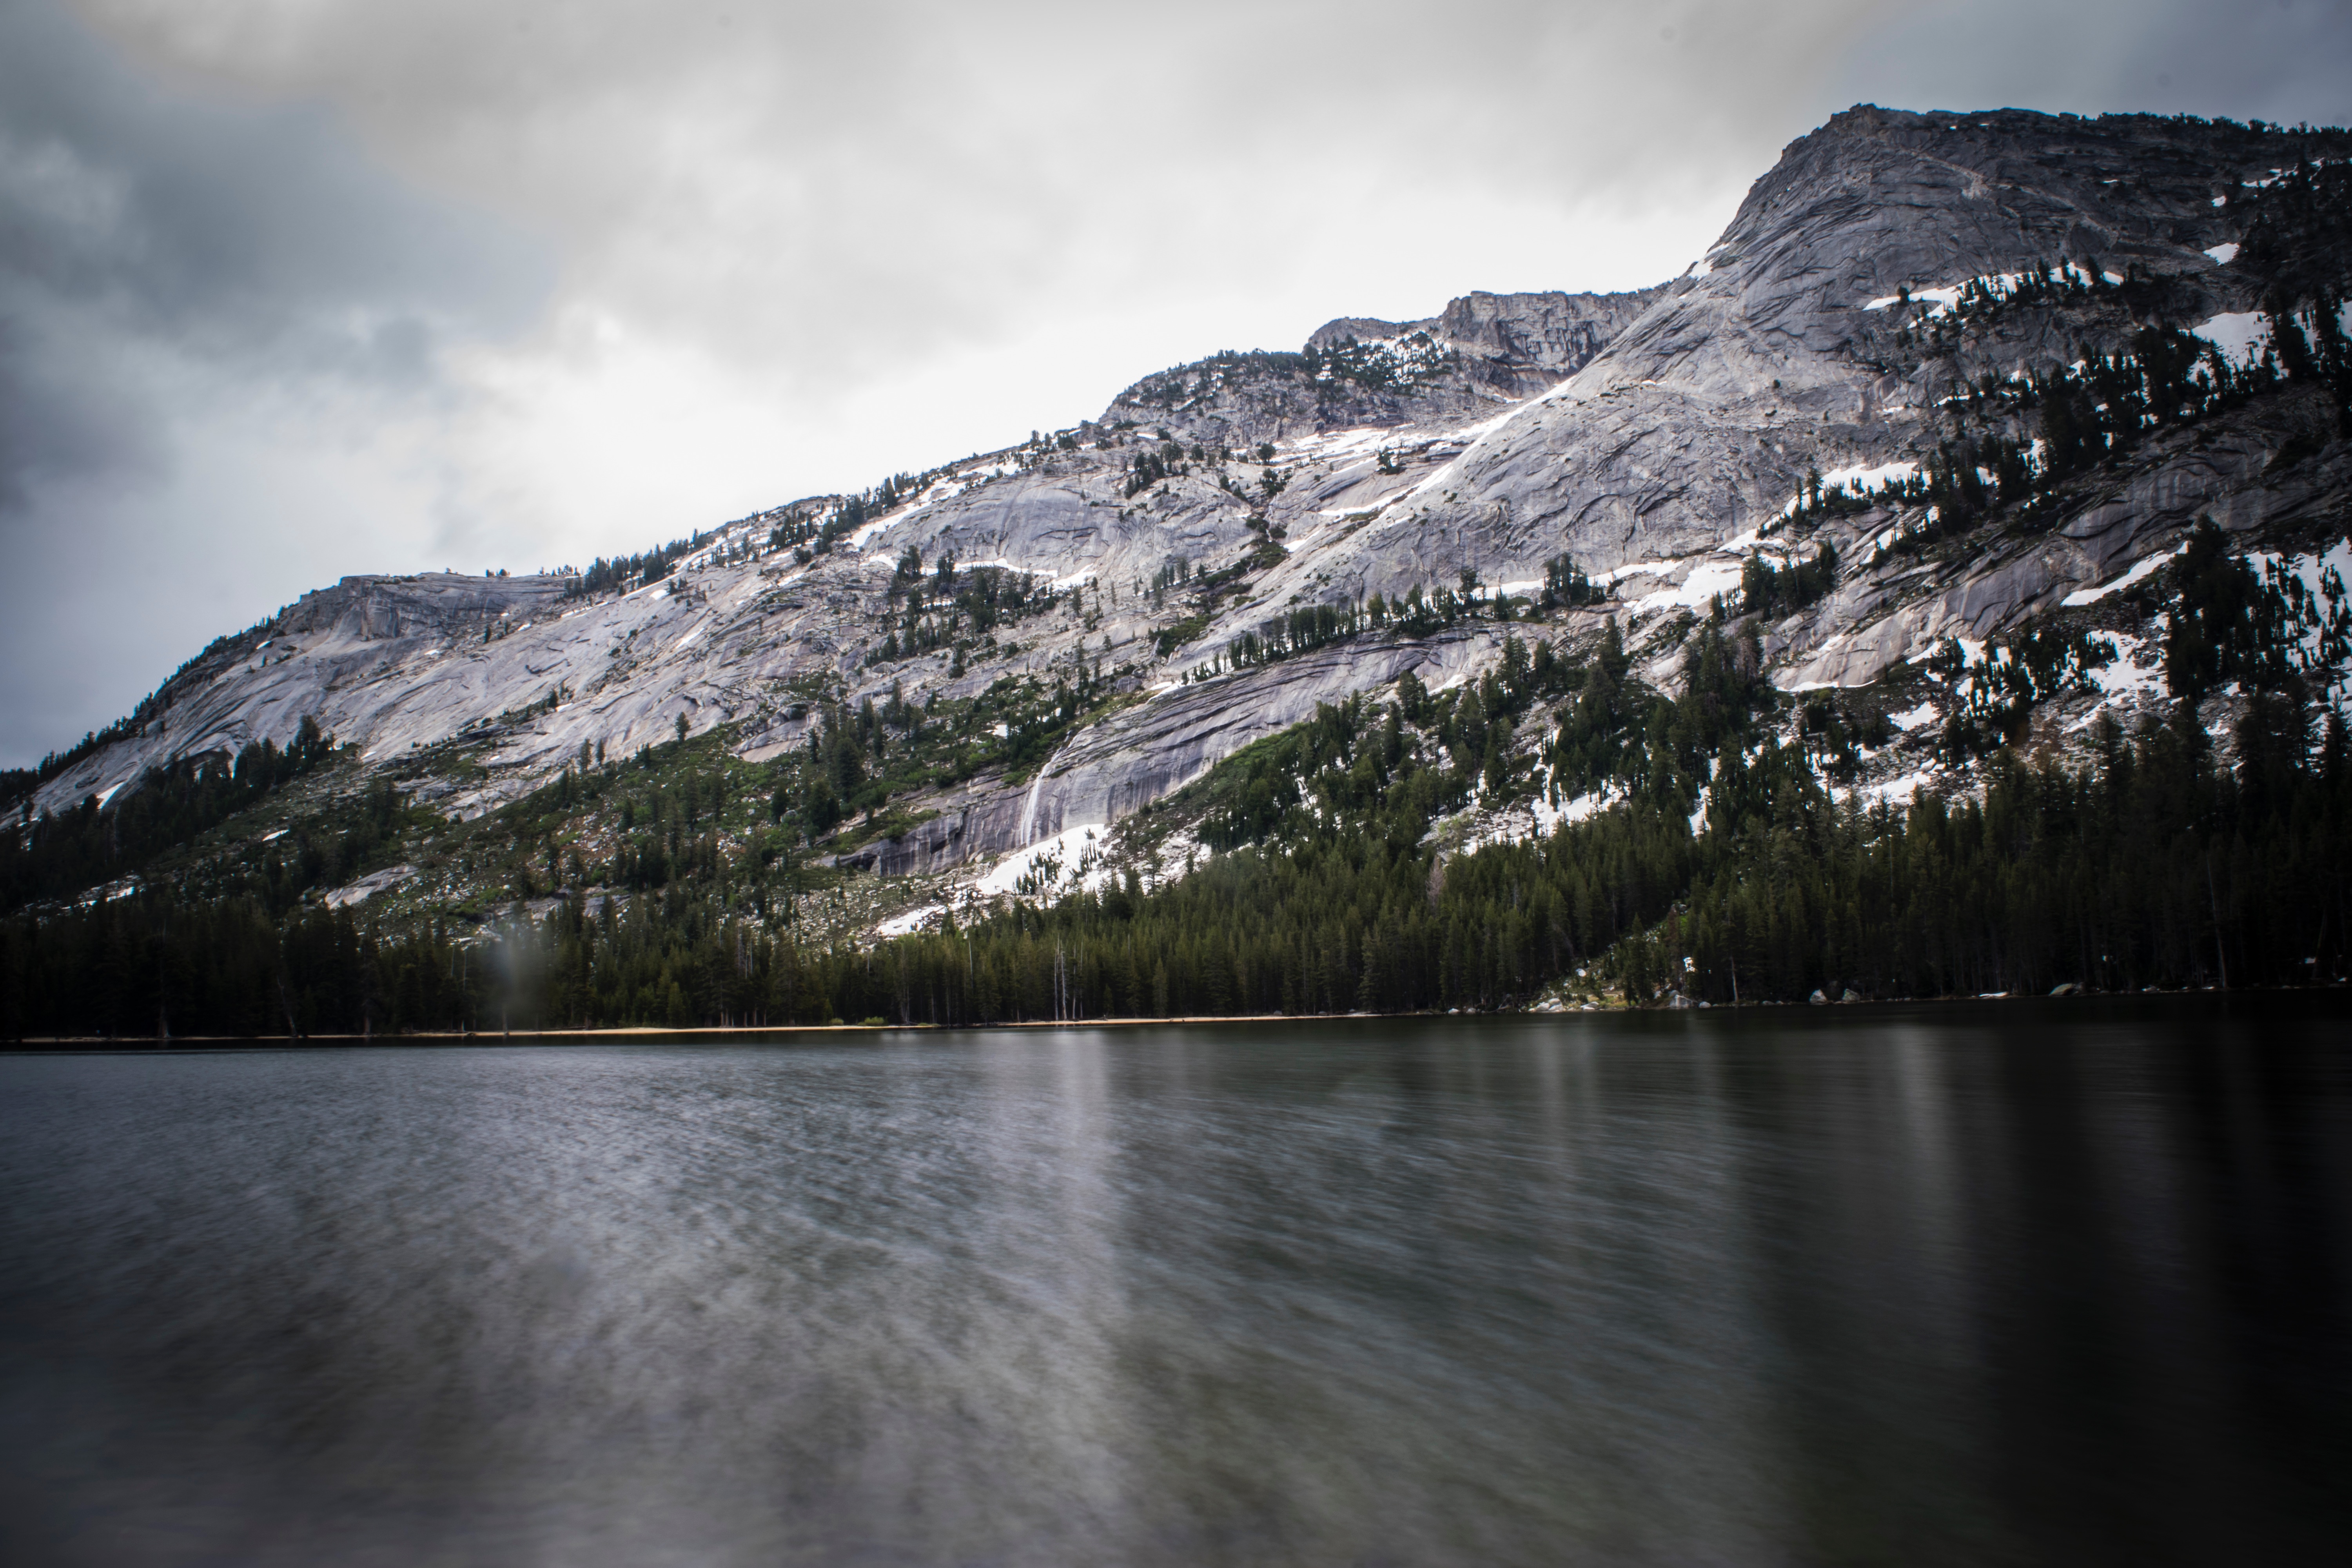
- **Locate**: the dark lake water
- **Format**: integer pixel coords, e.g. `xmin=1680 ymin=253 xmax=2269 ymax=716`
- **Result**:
xmin=4 ymin=999 xmax=2350 ymax=1566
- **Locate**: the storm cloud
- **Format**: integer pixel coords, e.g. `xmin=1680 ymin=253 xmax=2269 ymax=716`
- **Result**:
xmin=6 ymin=0 xmax=2351 ymax=765
xmin=1 ymin=1 xmax=547 ymax=493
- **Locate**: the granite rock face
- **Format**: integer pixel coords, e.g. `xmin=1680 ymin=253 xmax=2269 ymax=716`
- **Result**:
xmin=1300 ymin=288 xmax=1666 ymax=396
xmin=32 ymin=106 xmax=2352 ymax=882
xmin=1326 ymin=106 xmax=2300 ymax=592
xmin=1100 ymin=287 xmax=1662 ymax=446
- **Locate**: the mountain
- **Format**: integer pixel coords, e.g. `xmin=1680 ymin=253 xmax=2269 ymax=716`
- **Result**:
xmin=7 ymin=105 xmax=2352 ymax=1033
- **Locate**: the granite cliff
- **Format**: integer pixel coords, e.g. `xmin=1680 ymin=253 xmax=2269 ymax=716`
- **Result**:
xmin=14 ymin=105 xmax=2352 ymax=940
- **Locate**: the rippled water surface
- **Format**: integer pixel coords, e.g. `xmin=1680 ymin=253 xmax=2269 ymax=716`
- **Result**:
xmin=5 ymin=1000 xmax=2350 ymax=1565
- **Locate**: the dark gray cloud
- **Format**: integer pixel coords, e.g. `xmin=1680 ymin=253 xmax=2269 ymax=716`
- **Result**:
xmin=0 ymin=0 xmax=547 ymax=503
xmin=0 ymin=0 xmax=550 ymax=764
xmin=7 ymin=0 xmax=2352 ymax=768
xmin=1832 ymin=0 xmax=2352 ymax=128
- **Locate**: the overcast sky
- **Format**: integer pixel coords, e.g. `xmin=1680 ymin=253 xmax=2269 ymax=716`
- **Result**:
xmin=5 ymin=0 xmax=2350 ymax=766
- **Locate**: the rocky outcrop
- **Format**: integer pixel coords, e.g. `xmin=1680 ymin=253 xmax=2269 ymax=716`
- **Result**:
xmin=1299 ymin=288 xmax=1665 ymax=396
xmin=278 ymin=573 xmax=572 ymax=644
xmin=1431 ymin=289 xmax=1664 ymax=395
xmin=1102 ymin=287 xmax=1665 ymax=446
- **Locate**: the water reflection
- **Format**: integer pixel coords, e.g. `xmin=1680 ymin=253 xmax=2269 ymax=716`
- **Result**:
xmin=2 ymin=998 xmax=2348 ymax=1564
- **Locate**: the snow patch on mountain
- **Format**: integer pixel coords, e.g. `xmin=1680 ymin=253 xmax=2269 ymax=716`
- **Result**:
xmin=2190 ymin=311 xmax=2272 ymax=367
xmin=2063 ymin=544 xmax=2190 ymax=605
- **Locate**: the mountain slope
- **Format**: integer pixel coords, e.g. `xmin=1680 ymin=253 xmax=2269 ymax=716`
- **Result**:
xmin=9 ymin=105 xmax=2352 ymax=991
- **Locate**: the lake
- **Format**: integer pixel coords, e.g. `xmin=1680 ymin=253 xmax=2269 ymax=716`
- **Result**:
xmin=4 ymin=998 xmax=2349 ymax=1564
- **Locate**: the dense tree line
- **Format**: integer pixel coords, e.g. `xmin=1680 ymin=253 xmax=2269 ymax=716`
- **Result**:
xmin=2 ymin=719 xmax=339 ymax=915
xmin=1740 ymin=541 xmax=1839 ymax=617
xmin=1209 ymin=574 xmax=1570 ymax=680
xmin=567 ymin=532 xmax=709 ymax=597
xmin=1541 ymin=554 xmax=1607 ymax=610
xmin=1227 ymin=601 xmax=1370 ymax=667
xmin=1670 ymin=701 xmax=2347 ymax=1002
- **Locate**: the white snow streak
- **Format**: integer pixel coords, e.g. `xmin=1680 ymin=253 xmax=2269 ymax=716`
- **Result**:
xmin=1862 ymin=265 xmax=2115 ymax=316
xmin=2062 ymin=544 xmax=2188 ymax=606
xmin=1630 ymin=557 xmax=1748 ymax=614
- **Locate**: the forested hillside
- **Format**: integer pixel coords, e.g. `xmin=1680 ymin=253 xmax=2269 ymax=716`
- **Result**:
xmin=6 ymin=517 xmax=2346 ymax=1036
xmin=6 ymin=107 xmax=2352 ymax=1036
